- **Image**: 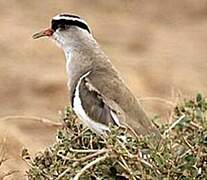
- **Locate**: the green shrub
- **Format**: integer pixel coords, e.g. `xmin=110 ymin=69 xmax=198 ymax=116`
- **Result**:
xmin=22 ymin=94 xmax=207 ymax=179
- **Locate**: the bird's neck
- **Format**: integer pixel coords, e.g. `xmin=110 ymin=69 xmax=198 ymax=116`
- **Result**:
xmin=62 ymin=32 xmax=106 ymax=97
xmin=63 ymin=33 xmax=99 ymax=77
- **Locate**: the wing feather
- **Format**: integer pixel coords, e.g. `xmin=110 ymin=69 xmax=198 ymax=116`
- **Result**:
xmin=76 ymin=72 xmax=121 ymax=127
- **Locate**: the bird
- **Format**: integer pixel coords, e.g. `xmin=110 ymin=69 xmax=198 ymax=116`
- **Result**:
xmin=32 ymin=13 xmax=160 ymax=138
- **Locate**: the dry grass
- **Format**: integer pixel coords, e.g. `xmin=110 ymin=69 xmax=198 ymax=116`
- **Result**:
xmin=0 ymin=140 xmax=19 ymax=180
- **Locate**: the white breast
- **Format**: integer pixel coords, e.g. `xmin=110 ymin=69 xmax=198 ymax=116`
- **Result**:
xmin=73 ymin=71 xmax=110 ymax=135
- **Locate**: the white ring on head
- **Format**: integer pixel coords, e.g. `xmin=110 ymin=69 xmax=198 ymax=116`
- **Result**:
xmin=53 ymin=14 xmax=88 ymax=25
xmin=52 ymin=14 xmax=91 ymax=33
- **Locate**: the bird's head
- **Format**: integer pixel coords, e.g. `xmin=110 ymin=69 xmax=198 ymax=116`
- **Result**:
xmin=33 ymin=13 xmax=92 ymax=48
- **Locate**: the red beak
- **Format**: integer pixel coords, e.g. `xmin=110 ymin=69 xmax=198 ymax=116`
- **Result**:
xmin=32 ymin=28 xmax=54 ymax=39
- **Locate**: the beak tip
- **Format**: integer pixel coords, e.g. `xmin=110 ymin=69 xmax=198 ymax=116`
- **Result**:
xmin=32 ymin=33 xmax=42 ymax=39
xmin=32 ymin=34 xmax=38 ymax=39
xmin=32 ymin=28 xmax=54 ymax=40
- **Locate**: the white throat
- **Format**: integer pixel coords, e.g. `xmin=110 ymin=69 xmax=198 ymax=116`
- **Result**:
xmin=64 ymin=49 xmax=73 ymax=76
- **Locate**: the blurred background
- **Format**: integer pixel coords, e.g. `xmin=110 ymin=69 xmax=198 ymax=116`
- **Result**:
xmin=0 ymin=0 xmax=207 ymax=179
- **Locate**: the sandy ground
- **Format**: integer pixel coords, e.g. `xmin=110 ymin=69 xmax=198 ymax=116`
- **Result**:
xmin=1 ymin=0 xmax=207 ymax=179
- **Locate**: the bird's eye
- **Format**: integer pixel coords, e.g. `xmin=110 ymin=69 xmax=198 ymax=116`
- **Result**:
xmin=51 ymin=20 xmax=69 ymax=31
xmin=58 ymin=23 xmax=66 ymax=30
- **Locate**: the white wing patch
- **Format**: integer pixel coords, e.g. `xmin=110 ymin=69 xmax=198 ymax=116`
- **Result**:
xmin=73 ymin=71 xmax=110 ymax=135
xmin=110 ymin=110 xmax=121 ymax=126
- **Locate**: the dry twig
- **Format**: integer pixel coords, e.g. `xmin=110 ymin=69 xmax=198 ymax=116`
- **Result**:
xmin=0 ymin=115 xmax=61 ymax=127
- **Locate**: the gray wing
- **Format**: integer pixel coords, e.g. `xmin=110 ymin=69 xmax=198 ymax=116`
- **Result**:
xmin=76 ymin=73 xmax=121 ymax=127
